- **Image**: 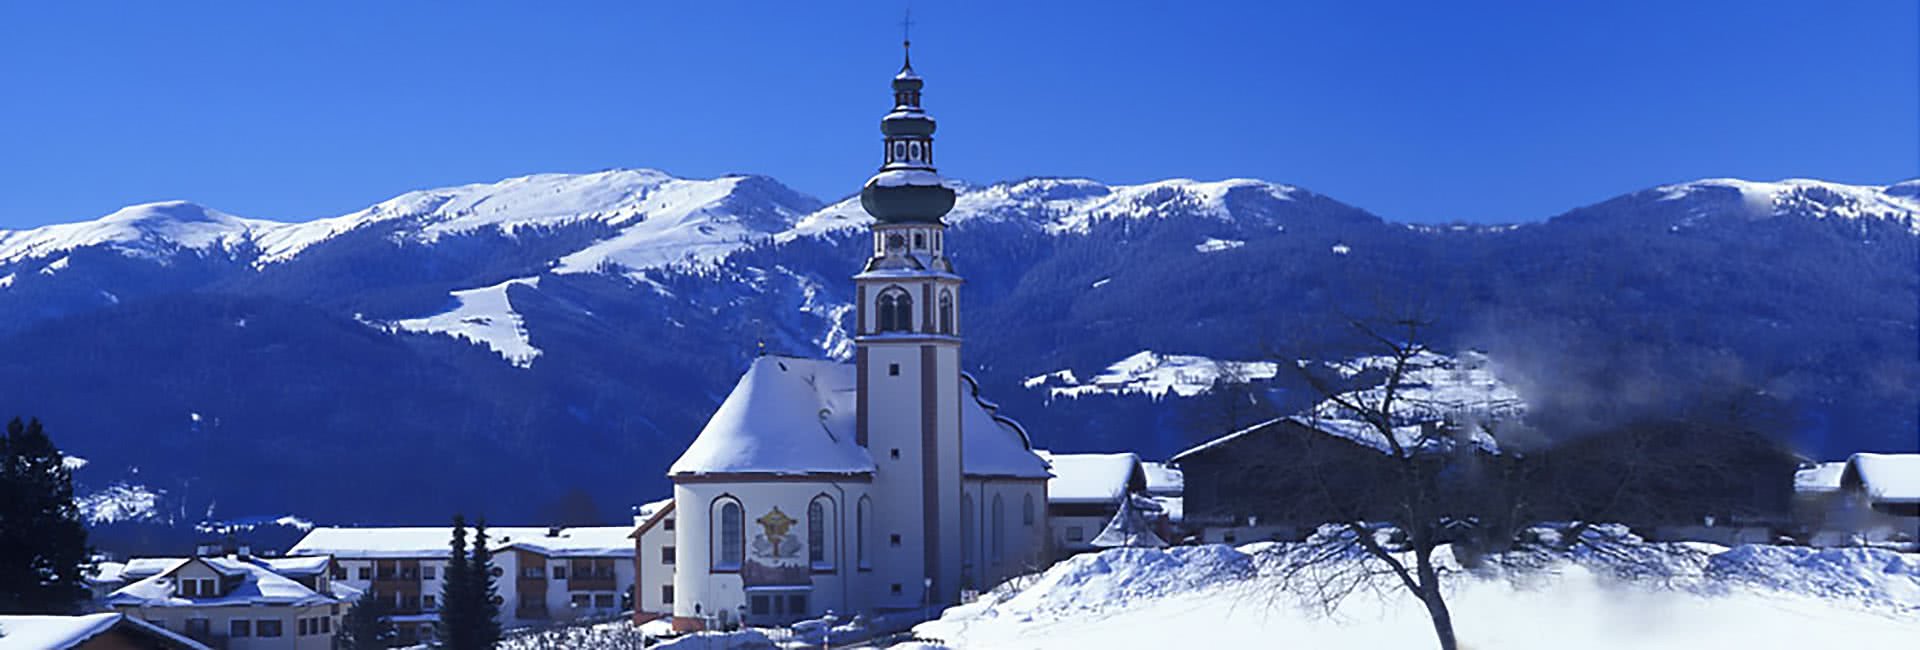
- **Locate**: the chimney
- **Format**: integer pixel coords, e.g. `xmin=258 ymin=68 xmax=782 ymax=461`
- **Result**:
xmin=547 ymin=526 xmax=563 ymax=538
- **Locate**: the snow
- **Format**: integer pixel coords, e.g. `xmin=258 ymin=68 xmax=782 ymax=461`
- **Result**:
xmin=290 ymin=526 xmax=634 ymax=559
xmin=107 ymin=556 xmax=338 ymax=608
xmin=1039 ymin=452 xmax=1141 ymax=505
xmin=1797 ymin=461 xmax=1848 ymax=492
xmin=39 ymin=255 xmax=69 ymax=275
xmin=667 ymin=356 xmax=874 ymax=477
xmin=1026 ymin=351 xmax=1278 ymax=401
xmin=868 ymin=168 xmax=947 ymax=188
xmin=393 ymin=276 xmax=543 ymax=367
xmin=77 ymin=481 xmax=164 ymax=525
xmin=917 ymin=543 xmax=1920 ymax=649
xmin=0 ymin=613 xmax=200 ymax=650
xmin=1139 ymin=462 xmax=1182 ymax=495
xmin=1090 ymin=498 xmax=1167 ymax=549
xmin=1331 ymin=243 xmax=1351 ymax=255
xmin=1313 ymin=350 xmax=1525 ymax=426
xmin=0 ymin=201 xmax=280 ymax=266
xmin=961 ymin=373 xmax=1051 ymax=480
xmin=1844 ymin=453 xmax=1920 ymax=503
xmin=1657 ymin=178 xmax=1920 ymax=233
xmin=1193 ymin=237 xmax=1244 ymax=253
xmin=0 ymin=272 xmax=13 ymax=289
xmin=784 ymin=177 xmax=1299 ymax=238
xmin=61 ymin=455 xmax=88 ymax=471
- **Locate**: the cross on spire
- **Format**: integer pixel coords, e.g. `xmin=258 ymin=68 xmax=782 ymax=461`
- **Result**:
xmin=900 ymin=9 xmax=915 ymax=71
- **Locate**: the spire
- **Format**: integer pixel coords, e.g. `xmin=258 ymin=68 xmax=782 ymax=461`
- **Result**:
xmin=900 ymin=9 xmax=915 ymax=73
xmin=861 ymin=29 xmax=952 ymax=226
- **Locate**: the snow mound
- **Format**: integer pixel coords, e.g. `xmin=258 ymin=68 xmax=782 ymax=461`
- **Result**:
xmin=1707 ymin=545 xmax=1920 ymax=610
xmin=984 ymin=546 xmax=1253 ymax=620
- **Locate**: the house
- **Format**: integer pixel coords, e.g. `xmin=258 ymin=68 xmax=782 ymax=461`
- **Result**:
xmin=1807 ymin=452 xmax=1920 ymax=546
xmin=1040 ymin=452 xmax=1148 ymax=557
xmin=1140 ymin=461 xmax=1185 ymax=538
xmin=0 ymin=612 xmax=209 ymax=650
xmin=628 ymin=498 xmax=676 ymax=624
xmin=101 ymin=543 xmax=350 ymax=650
xmin=662 ymin=46 xmax=1053 ymax=632
xmin=1171 ymin=416 xmax=1412 ymax=544
xmin=286 ymin=524 xmax=635 ymax=643
xmin=1532 ymin=422 xmax=1800 ymax=545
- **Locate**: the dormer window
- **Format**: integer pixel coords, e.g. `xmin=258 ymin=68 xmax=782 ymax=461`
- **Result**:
xmin=913 ymin=233 xmax=926 ymax=249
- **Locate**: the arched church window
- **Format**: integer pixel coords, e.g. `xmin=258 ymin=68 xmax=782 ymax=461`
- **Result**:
xmin=991 ymin=495 xmax=1006 ymax=562
xmin=857 ymin=496 xmax=873 ymax=569
xmin=877 ymin=287 xmax=913 ymax=333
xmin=715 ymin=499 xmax=743 ymax=571
xmin=1023 ymin=494 xmax=1035 ymax=526
xmin=909 ymin=141 xmax=922 ymax=161
xmin=893 ymin=141 xmax=907 ymax=161
xmin=939 ymin=290 xmax=954 ymax=335
xmin=808 ymin=496 xmax=833 ymax=570
xmin=960 ymin=493 xmax=975 ymax=568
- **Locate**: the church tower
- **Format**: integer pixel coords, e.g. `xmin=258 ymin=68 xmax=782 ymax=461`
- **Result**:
xmin=854 ymin=39 xmax=966 ymax=609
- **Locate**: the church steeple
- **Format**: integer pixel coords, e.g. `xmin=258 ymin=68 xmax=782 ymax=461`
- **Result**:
xmin=860 ymin=32 xmax=955 ymax=227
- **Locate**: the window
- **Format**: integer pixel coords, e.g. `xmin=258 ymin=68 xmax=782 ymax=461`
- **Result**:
xmin=230 ymin=619 xmax=251 ymax=637
xmin=992 ymin=495 xmax=1006 ymax=562
xmin=523 ymin=566 xmax=543 ymax=579
xmin=662 ymin=584 xmax=674 ymax=604
xmin=888 ymin=363 xmax=900 ymax=376
xmin=320 ymin=616 xmax=331 ymax=634
xmin=553 ymin=565 xmax=567 ymax=580
xmin=595 ymin=593 xmax=615 ymax=609
xmin=909 ymin=141 xmax=922 ymax=161
xmin=331 ymin=565 xmax=347 ymax=580
xmin=717 ymin=499 xmax=744 ymax=570
xmin=661 ymin=546 xmax=675 ymax=565
xmin=571 ymin=593 xmax=592 ymax=608
xmin=185 ymin=618 xmax=209 ymax=637
xmin=1024 ymin=494 xmax=1036 ymax=525
xmin=424 ymin=594 xmax=437 ymax=610
xmin=857 ymin=497 xmax=872 ymax=569
xmin=751 ymin=595 xmax=770 ymax=615
xmin=178 ymin=579 xmax=196 ymax=598
xmin=939 ymin=290 xmax=953 ymax=334
xmin=203 ymin=578 xmax=218 ymax=596
xmin=298 ymin=618 xmax=310 ymax=636
xmin=1067 ymin=526 xmax=1085 ymax=542
xmin=807 ymin=497 xmax=831 ymax=569
xmin=890 ymin=448 xmax=900 ymax=459
xmin=788 ymin=594 xmax=808 ymax=616
xmin=891 ymin=583 xmax=902 ymax=595
xmin=890 ymin=533 xmax=901 ymax=547
xmin=663 ymin=518 xmax=675 ymax=531
xmin=357 ymin=567 xmax=370 ymax=580
xmin=422 ymin=565 xmax=435 ymax=580
xmin=914 ymin=232 xmax=926 ymax=249
xmin=257 ymin=620 xmax=282 ymax=638
xmin=876 ymin=287 xmax=913 ymax=332
xmin=893 ymin=141 xmax=907 ymax=161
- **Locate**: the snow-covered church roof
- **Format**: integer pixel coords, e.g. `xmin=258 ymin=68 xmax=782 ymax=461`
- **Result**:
xmin=668 ymin=356 xmax=1049 ymax=480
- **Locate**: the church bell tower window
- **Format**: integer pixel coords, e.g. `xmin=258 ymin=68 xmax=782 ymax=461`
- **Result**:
xmin=876 ymin=287 xmax=914 ymax=332
xmin=938 ymin=290 xmax=953 ymax=334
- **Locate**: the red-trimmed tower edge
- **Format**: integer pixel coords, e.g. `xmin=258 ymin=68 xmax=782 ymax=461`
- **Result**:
xmin=854 ymin=40 xmax=966 ymax=610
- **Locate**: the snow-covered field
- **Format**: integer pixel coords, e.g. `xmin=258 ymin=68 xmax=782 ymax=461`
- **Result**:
xmin=914 ymin=544 xmax=1920 ymax=650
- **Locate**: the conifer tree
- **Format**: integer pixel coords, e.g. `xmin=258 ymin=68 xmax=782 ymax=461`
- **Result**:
xmin=336 ymin=587 xmax=396 ymax=649
xmin=468 ymin=518 xmax=502 ymax=648
xmin=436 ymin=515 xmax=471 ymax=648
xmin=0 ymin=417 xmax=91 ymax=614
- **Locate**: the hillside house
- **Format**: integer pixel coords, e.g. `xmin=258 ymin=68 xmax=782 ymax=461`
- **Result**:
xmin=0 ymin=613 xmax=209 ymax=650
xmin=628 ymin=498 xmax=676 ymax=624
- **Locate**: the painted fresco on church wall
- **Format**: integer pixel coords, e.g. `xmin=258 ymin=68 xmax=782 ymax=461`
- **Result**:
xmin=743 ymin=506 xmax=810 ymax=586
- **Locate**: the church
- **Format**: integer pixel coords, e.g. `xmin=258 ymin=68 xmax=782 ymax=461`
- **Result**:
xmin=664 ymin=45 xmax=1053 ymax=630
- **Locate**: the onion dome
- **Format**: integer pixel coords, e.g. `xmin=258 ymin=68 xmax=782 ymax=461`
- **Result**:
xmin=860 ymin=41 xmax=955 ymax=225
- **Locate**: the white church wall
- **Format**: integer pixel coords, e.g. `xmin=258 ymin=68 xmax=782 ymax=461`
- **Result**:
xmin=671 ymin=480 xmax=872 ymax=630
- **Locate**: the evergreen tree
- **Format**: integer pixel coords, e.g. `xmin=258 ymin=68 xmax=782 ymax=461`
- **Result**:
xmin=436 ymin=515 xmax=471 ymax=648
xmin=0 ymin=418 xmax=91 ymax=614
xmin=468 ymin=518 xmax=502 ymax=648
xmin=336 ymin=587 xmax=396 ymax=649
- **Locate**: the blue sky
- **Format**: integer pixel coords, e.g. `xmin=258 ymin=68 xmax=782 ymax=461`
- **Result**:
xmin=0 ymin=1 xmax=1913 ymax=228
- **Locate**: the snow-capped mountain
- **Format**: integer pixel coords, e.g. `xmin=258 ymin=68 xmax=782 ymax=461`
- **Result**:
xmin=0 ymin=170 xmax=1912 ymax=529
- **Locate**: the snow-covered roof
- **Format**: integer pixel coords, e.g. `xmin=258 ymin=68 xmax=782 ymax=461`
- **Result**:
xmin=88 ymin=561 xmax=128 ymax=586
xmin=0 ymin=613 xmax=207 ymax=650
xmin=1842 ymin=453 xmax=1920 ymax=504
xmin=962 ymin=373 xmax=1051 ymax=480
xmin=1141 ymin=462 xmax=1183 ymax=495
xmin=1795 ymin=461 xmax=1848 ymax=493
xmin=497 ymin=526 xmax=636 ymax=558
xmin=633 ymin=497 xmax=673 ymax=526
xmin=669 ymin=356 xmax=875 ymax=478
xmin=290 ymin=526 xmax=635 ymax=559
xmin=105 ymin=556 xmax=339 ymax=609
xmin=669 ymin=356 xmax=1050 ymax=480
xmin=257 ymin=555 xmax=331 ymax=576
xmin=1040 ymin=452 xmax=1144 ymax=505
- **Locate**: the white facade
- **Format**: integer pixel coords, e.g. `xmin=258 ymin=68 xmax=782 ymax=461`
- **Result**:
xmin=103 ymin=555 xmax=347 ymax=650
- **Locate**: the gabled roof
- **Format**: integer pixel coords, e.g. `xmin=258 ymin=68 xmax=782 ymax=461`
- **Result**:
xmin=668 ymin=356 xmax=875 ymax=478
xmin=0 ymin=613 xmax=207 ymax=650
xmin=1841 ymin=453 xmax=1920 ymax=504
xmin=105 ymin=556 xmax=339 ymax=608
xmin=1170 ymin=414 xmax=1497 ymax=464
xmin=1040 ymin=452 xmax=1145 ymax=505
xmin=496 ymin=527 xmax=635 ymax=558
xmin=630 ymin=498 xmax=677 ymax=540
